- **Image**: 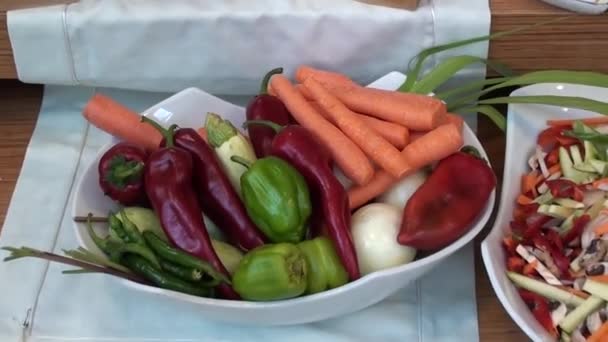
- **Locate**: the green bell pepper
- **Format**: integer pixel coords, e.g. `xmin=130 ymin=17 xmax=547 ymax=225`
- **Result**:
xmin=232 ymin=243 xmax=307 ymax=301
xmin=298 ymin=237 xmax=349 ymax=294
xmin=231 ymin=155 xmax=312 ymax=243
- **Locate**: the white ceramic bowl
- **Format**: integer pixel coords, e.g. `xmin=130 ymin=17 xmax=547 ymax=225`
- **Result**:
xmin=72 ymin=71 xmax=496 ymax=326
xmin=481 ymin=83 xmax=608 ymax=342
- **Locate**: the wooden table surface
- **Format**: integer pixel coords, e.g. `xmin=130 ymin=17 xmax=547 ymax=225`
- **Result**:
xmin=0 ymin=0 xmax=607 ymax=79
xmin=0 ymin=79 xmax=528 ymax=340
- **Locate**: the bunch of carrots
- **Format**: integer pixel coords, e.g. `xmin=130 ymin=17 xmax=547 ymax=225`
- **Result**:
xmin=82 ymin=65 xmax=465 ymax=210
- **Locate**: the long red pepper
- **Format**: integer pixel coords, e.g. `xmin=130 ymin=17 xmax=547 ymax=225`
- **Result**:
xmin=245 ymin=68 xmax=292 ymax=158
xmin=170 ymin=128 xmax=267 ymax=251
xmin=141 ymin=117 xmax=239 ymax=300
xmin=247 ymin=121 xmax=360 ymax=280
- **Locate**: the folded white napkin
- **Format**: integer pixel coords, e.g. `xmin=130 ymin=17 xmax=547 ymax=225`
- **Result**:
xmin=0 ymin=85 xmax=478 ymax=341
xmin=8 ymin=0 xmax=490 ymax=95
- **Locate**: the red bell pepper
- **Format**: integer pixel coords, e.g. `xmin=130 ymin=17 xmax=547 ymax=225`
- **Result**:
xmin=518 ymin=290 xmax=557 ymax=337
xmin=98 ymin=142 xmax=148 ymax=206
xmin=537 ymin=126 xmax=578 ymax=151
xmin=546 ymin=179 xmax=584 ymax=202
xmin=532 ymin=235 xmax=570 ymax=277
xmin=397 ymin=147 xmax=496 ymax=251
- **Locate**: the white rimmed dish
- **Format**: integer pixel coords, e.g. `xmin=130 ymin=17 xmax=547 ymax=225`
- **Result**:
xmin=481 ymin=83 xmax=608 ymax=341
xmin=71 ymin=71 xmax=496 ymax=326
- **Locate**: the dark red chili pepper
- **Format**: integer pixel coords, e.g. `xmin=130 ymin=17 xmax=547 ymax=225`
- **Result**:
xmin=245 ymin=68 xmax=291 ymax=158
xmin=246 ymin=120 xmax=359 ymax=280
xmin=545 ymin=148 xmax=560 ymax=167
xmin=546 ymin=179 xmax=585 ymax=202
xmin=397 ymin=147 xmax=496 ymax=251
xmin=98 ymin=142 xmax=148 ymax=206
xmin=518 ymin=214 xmax=552 ymax=245
xmin=518 ymin=289 xmax=557 ymax=337
xmin=169 ymin=128 xmax=267 ymax=251
xmin=562 ymin=214 xmax=591 ymax=245
xmin=532 ymin=235 xmax=570 ymax=277
xmin=141 ymin=117 xmax=239 ymax=300
xmin=545 ymin=229 xmax=563 ymax=251
xmin=537 ymin=126 xmax=578 ymax=152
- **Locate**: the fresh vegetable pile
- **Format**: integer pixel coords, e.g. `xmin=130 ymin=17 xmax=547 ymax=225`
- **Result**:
xmin=504 ymin=118 xmax=608 ymax=341
xmin=1 ymin=66 xmax=496 ymax=302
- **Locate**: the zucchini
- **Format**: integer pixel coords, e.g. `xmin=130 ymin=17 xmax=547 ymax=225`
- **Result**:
xmin=507 ymin=272 xmax=585 ymax=306
xmin=560 ymin=331 xmax=571 ymax=342
xmin=559 ymin=295 xmax=604 ymax=334
xmin=554 ymin=198 xmax=585 ymax=209
xmin=583 ymin=279 xmax=608 ymax=301
xmin=534 ymin=191 xmax=554 ymax=205
xmin=570 ymin=145 xmax=584 ymax=166
xmin=538 ymin=204 xmax=575 ymax=219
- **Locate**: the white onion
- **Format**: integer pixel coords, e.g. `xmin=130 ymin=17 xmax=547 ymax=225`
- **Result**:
xmin=350 ymin=203 xmax=416 ymax=275
xmin=376 ymin=170 xmax=427 ymax=210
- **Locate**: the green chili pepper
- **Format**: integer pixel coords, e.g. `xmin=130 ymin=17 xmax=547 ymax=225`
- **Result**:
xmin=159 ymin=259 xmax=203 ymax=282
xmin=119 ymin=209 xmax=145 ymax=245
xmin=231 ymin=155 xmax=311 ymax=243
xmin=121 ymin=254 xmax=211 ymax=297
xmin=298 ymin=237 xmax=348 ymax=294
xmin=232 ymin=243 xmax=307 ymax=301
xmin=108 ymin=212 xmax=128 ymax=242
xmin=86 ymin=214 xmax=161 ymax=269
xmin=142 ymin=231 xmax=231 ymax=285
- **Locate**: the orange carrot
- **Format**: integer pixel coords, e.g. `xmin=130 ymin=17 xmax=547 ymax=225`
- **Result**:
xmin=548 ymin=116 xmax=608 ymax=128
xmin=443 ymin=113 xmax=464 ymax=132
xmin=357 ymin=114 xmax=410 ymax=149
xmin=348 ymin=124 xmax=463 ymax=209
xmin=295 ymin=66 xmax=447 ymax=131
xmin=547 ymin=164 xmax=561 ymax=175
xmin=307 ymin=100 xmax=410 ymax=149
xmin=517 ymin=194 xmax=534 ymax=205
xmin=302 ymin=77 xmax=411 ymax=179
xmin=595 ymin=223 xmax=608 ymax=236
xmin=295 ymin=65 xmax=357 ymax=90
xmin=589 ymin=275 xmax=608 ymax=283
xmin=521 ymin=171 xmax=539 ymax=197
xmin=409 ymin=131 xmax=426 ymax=143
xmin=587 ymin=321 xmax=608 ymax=342
xmin=269 ymin=74 xmax=375 ymax=185
xmin=82 ymin=93 xmax=162 ymax=151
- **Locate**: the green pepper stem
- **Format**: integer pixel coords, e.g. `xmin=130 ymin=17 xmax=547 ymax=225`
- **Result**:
xmin=242 ymin=120 xmax=284 ymax=133
xmin=1 ymin=246 xmax=148 ymax=285
xmin=259 ymin=67 xmax=284 ymax=95
xmin=73 ymin=216 xmax=108 ymax=223
xmin=140 ymin=116 xmax=178 ymax=147
xmin=230 ymin=155 xmax=253 ymax=169
xmin=205 ymin=112 xmax=237 ymax=148
xmin=113 ymin=161 xmax=144 ymax=180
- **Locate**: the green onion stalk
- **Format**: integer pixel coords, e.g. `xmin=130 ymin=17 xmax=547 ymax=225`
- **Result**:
xmin=399 ymin=16 xmax=608 ymax=132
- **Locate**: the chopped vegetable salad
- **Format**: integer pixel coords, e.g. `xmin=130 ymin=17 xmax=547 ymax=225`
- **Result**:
xmin=505 ymin=118 xmax=608 ymax=341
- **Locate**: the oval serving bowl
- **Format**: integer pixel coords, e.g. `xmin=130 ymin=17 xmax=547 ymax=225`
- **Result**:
xmin=481 ymin=82 xmax=608 ymax=341
xmin=72 ymin=71 xmax=496 ymax=326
